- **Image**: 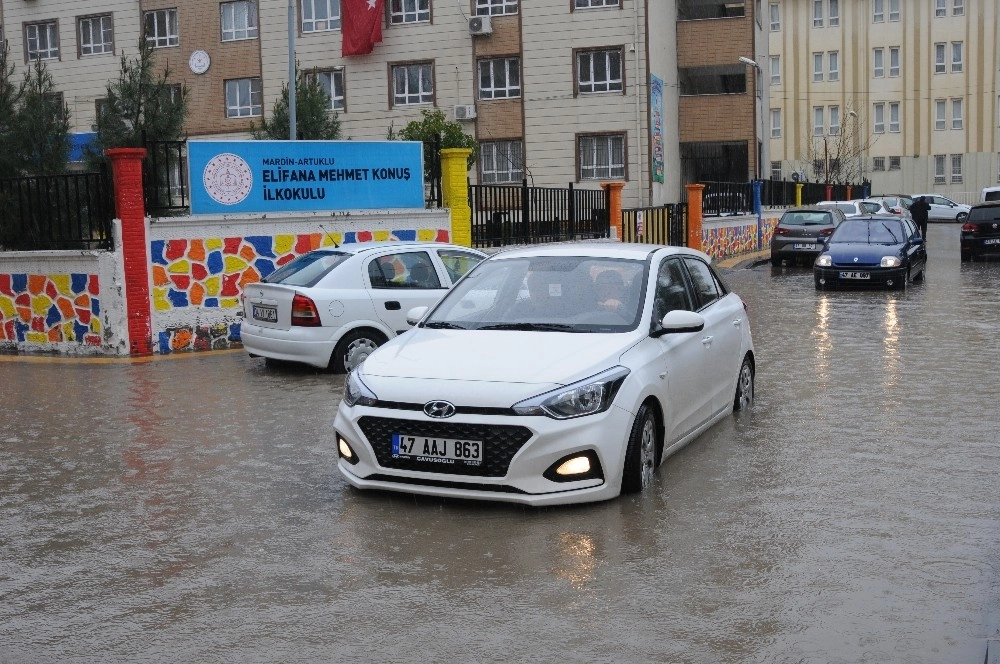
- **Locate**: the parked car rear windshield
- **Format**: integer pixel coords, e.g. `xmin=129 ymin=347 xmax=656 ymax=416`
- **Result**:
xmin=781 ymin=211 xmax=833 ymax=225
xmin=263 ymin=250 xmax=351 ymax=287
xmin=968 ymin=207 xmax=1000 ymax=223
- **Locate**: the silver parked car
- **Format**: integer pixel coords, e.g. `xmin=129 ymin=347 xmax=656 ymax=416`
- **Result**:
xmin=770 ymin=206 xmax=847 ymax=266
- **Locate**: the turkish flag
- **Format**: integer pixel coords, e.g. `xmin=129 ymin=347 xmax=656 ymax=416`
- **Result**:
xmin=342 ymin=0 xmax=384 ymax=56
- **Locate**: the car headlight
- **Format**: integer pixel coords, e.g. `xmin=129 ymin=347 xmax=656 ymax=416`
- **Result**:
xmin=881 ymin=256 xmax=902 ymax=268
xmin=512 ymin=367 xmax=630 ymax=419
xmin=343 ymin=369 xmax=378 ymax=407
xmin=815 ymin=254 xmax=832 ymax=267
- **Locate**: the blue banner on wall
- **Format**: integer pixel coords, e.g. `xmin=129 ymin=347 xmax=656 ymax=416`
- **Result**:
xmin=188 ymin=140 xmax=425 ymax=215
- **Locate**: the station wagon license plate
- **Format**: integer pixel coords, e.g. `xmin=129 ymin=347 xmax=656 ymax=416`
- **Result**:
xmin=392 ymin=433 xmax=483 ymax=464
xmin=252 ymin=304 xmax=278 ymax=322
xmin=794 ymin=243 xmax=819 ymax=249
xmin=839 ymin=271 xmax=871 ymax=280
xmin=983 ymin=238 xmax=1000 ymax=245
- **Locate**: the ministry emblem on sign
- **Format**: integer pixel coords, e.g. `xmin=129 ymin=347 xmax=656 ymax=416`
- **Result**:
xmin=203 ymin=153 xmax=253 ymax=205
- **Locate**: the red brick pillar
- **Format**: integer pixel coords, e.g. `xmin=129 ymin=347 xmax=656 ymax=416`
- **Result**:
xmin=600 ymin=182 xmax=625 ymax=240
xmin=106 ymin=148 xmax=152 ymax=356
xmin=825 ymin=184 xmax=833 ymax=201
xmin=685 ymin=184 xmax=705 ymax=251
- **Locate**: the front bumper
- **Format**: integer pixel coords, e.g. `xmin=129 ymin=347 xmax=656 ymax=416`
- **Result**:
xmin=814 ymin=265 xmax=908 ymax=288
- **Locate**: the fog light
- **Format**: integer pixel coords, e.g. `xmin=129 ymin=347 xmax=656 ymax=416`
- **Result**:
xmin=543 ymin=450 xmax=604 ymax=483
xmin=337 ymin=435 xmax=359 ymax=464
xmin=886 ymin=279 xmax=894 ymax=287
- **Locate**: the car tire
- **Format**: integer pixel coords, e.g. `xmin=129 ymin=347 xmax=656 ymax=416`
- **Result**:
xmin=621 ymin=403 xmax=658 ymax=495
xmin=961 ymin=251 xmax=972 ymax=262
xmin=331 ymin=328 xmax=388 ymax=374
xmin=733 ymin=354 xmax=754 ymax=412
xmin=956 ymin=212 xmax=968 ymax=223
xmin=770 ymin=255 xmax=782 ymax=267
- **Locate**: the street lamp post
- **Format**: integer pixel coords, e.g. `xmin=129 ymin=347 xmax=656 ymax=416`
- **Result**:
xmin=739 ymin=57 xmax=763 ymax=181
xmin=848 ymin=110 xmax=862 ymax=184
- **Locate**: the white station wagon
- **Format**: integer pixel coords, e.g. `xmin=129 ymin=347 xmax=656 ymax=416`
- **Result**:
xmin=333 ymin=243 xmax=755 ymax=506
xmin=240 ymin=242 xmax=486 ymax=372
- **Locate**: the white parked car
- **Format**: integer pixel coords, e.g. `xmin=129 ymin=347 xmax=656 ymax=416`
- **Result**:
xmin=911 ymin=194 xmax=971 ymax=222
xmin=240 ymin=242 xmax=486 ymax=372
xmin=815 ymin=200 xmax=883 ymax=217
xmin=333 ymin=243 xmax=755 ymax=506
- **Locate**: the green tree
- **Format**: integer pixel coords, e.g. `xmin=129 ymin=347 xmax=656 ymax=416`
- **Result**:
xmin=0 ymin=40 xmax=23 ymax=179
xmin=13 ymin=59 xmax=71 ymax=176
xmin=387 ymin=109 xmax=478 ymax=173
xmin=87 ymin=38 xmax=188 ymax=162
xmin=251 ymin=66 xmax=342 ymax=140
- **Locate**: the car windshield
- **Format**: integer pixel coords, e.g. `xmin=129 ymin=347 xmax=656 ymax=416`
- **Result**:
xmin=781 ymin=211 xmax=832 ymax=225
xmin=831 ymin=219 xmax=904 ymax=244
xmin=423 ymin=256 xmax=647 ymax=333
xmin=262 ymin=250 xmax=351 ymax=287
xmin=859 ymin=202 xmax=882 ymax=214
xmin=968 ymin=207 xmax=1000 ymax=223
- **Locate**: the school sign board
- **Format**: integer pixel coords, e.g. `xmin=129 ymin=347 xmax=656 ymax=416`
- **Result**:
xmin=188 ymin=140 xmax=425 ymax=215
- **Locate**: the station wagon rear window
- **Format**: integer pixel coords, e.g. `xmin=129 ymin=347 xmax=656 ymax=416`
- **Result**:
xmin=263 ymin=250 xmax=350 ymax=287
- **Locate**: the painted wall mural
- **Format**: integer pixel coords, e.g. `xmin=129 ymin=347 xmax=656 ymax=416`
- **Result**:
xmin=701 ymin=217 xmax=778 ymax=260
xmin=151 ymin=227 xmax=450 ymax=353
xmin=0 ymin=273 xmax=101 ymax=346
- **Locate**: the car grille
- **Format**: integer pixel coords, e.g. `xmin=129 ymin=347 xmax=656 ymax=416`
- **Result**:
xmin=357 ymin=416 xmax=533 ymax=477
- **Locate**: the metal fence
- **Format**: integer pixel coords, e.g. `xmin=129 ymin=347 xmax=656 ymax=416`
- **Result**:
xmin=620 ymin=204 xmax=688 ymax=246
xmin=0 ymin=169 xmax=115 ymax=251
xmin=469 ymin=180 xmax=610 ymax=248
xmin=701 ymin=182 xmax=753 ymax=216
xmin=144 ymin=140 xmax=189 ymax=215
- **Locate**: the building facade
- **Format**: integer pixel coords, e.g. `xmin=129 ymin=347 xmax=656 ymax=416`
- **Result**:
xmin=768 ymin=0 xmax=1000 ymax=198
xmin=0 ymin=0 xmax=766 ymax=210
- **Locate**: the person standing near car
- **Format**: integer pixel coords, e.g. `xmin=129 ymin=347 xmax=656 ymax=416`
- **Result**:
xmin=911 ymin=196 xmax=931 ymax=242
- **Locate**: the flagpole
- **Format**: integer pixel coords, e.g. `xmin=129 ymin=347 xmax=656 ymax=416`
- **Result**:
xmin=288 ymin=0 xmax=296 ymax=140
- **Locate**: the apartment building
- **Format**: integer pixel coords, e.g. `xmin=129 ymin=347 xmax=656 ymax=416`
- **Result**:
xmin=0 ymin=0 xmax=765 ymax=209
xmin=768 ymin=0 xmax=1000 ymax=197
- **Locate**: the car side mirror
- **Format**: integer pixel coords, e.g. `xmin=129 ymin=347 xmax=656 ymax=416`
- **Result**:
xmin=651 ymin=310 xmax=705 ymax=337
xmin=406 ymin=305 xmax=429 ymax=326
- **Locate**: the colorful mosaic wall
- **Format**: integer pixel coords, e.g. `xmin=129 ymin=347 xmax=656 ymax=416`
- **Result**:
xmin=0 ymin=273 xmax=101 ymax=346
xmin=701 ymin=217 xmax=778 ymax=260
xmin=151 ymin=227 xmax=450 ymax=353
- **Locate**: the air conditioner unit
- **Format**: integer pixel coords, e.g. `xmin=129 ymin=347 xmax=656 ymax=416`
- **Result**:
xmin=468 ymin=15 xmax=493 ymax=36
xmin=454 ymin=104 xmax=477 ymax=121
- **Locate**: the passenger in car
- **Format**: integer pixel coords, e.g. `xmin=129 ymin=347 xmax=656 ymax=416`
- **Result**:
xmin=594 ymin=270 xmax=627 ymax=314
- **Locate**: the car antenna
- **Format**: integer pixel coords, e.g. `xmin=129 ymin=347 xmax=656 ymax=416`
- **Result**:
xmin=319 ymin=224 xmax=340 ymax=248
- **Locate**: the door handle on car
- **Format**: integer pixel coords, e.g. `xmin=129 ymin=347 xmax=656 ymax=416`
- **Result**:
xmin=701 ymin=336 xmax=714 ymax=346
xmin=732 ymin=318 xmax=743 ymax=327
xmin=385 ymin=301 xmax=401 ymax=311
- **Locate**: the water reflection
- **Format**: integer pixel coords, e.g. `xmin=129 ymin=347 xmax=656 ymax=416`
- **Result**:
xmin=881 ymin=297 xmax=900 ymax=386
xmin=813 ymin=295 xmax=832 ymax=379
xmin=550 ymin=532 xmax=598 ymax=589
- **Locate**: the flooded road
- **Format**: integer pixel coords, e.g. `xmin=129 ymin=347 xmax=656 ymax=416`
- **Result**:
xmin=1 ymin=222 xmax=998 ymax=662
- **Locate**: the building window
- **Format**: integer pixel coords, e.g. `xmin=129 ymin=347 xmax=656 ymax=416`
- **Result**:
xmin=812 ymin=159 xmax=824 ymax=178
xmin=769 ymin=3 xmax=780 ymax=30
xmin=78 ymin=15 xmax=113 ymax=56
xmin=575 ymin=0 xmax=620 ymax=8
xmin=813 ymin=53 xmax=823 ymax=82
xmin=828 ymin=105 xmax=840 ymax=135
xmin=301 ymin=0 xmax=340 ymax=32
xmin=225 ymin=77 xmax=262 ymax=117
xmin=873 ymin=0 xmax=884 ymax=22
xmin=934 ymin=155 xmax=946 ymax=183
xmin=478 ymin=57 xmax=520 ymax=100
xmin=889 ymin=102 xmax=900 ymax=132
xmin=578 ymin=133 xmax=625 ymax=180
xmin=221 ymin=1 xmax=258 ymax=41
xmin=889 ymin=156 xmax=901 ymax=170
xmin=873 ymin=102 xmax=885 ymax=133
xmin=872 ymin=156 xmax=885 ymax=171
xmin=935 ymin=99 xmax=946 ymax=130
xmin=476 ymin=0 xmax=518 ymax=15
xmin=952 ymin=98 xmax=963 ymax=129
xmin=829 ymin=0 xmax=839 ymax=26
xmin=935 ymin=0 xmax=946 ymax=17
xmin=480 ymin=140 xmax=523 ymax=184
xmin=390 ymin=0 xmax=430 ymax=24
xmin=873 ymin=48 xmax=884 ymax=78
xmin=770 ymin=56 xmax=780 ymax=85
xmin=953 ymin=0 xmax=964 ymax=16
xmin=770 ymin=161 xmax=782 ymax=180
xmin=951 ymin=42 xmax=963 ymax=72
xmin=951 ymin=155 xmax=963 ymax=183
xmin=889 ymin=47 xmax=900 ymax=77
xmin=812 ymin=0 xmax=823 ymax=27
xmin=889 ymin=0 xmax=900 ymax=21
xmin=144 ymin=9 xmax=178 ymax=48
xmin=828 ymin=51 xmax=839 ymax=81
xmin=576 ymin=48 xmax=622 ymax=94
xmin=934 ymin=43 xmax=946 ymax=74
xmin=770 ymin=108 xmax=781 ymax=137
xmin=43 ymin=92 xmax=66 ymax=124
xmin=25 ymin=22 xmax=60 ymax=61
xmin=813 ymin=106 xmax=824 ymax=136
xmin=310 ymin=68 xmax=345 ymax=110
xmin=392 ymin=62 xmax=433 ymax=106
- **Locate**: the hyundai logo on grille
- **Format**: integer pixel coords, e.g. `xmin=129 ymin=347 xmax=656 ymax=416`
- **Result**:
xmin=424 ymin=401 xmax=456 ymax=418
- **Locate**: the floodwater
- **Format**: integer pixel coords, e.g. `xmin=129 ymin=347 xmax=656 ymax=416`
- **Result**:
xmin=1 ymin=223 xmax=997 ymax=663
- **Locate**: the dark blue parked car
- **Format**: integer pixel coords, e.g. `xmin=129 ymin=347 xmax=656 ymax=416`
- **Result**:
xmin=814 ymin=215 xmax=927 ymax=290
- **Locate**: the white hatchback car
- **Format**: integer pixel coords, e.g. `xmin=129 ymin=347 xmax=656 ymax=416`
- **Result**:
xmin=911 ymin=194 xmax=971 ymax=222
xmin=333 ymin=243 xmax=755 ymax=506
xmin=240 ymin=242 xmax=486 ymax=372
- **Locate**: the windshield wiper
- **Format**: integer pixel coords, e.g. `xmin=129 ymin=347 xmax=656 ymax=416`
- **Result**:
xmin=479 ymin=322 xmax=575 ymax=332
xmin=879 ymin=223 xmax=900 ymax=243
xmin=423 ymin=321 xmax=467 ymax=330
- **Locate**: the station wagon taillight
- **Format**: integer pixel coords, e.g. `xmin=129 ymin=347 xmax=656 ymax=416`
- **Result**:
xmin=820 ymin=228 xmax=834 ymax=236
xmin=291 ymin=294 xmax=321 ymax=327
xmin=961 ymin=223 xmax=976 ymax=232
